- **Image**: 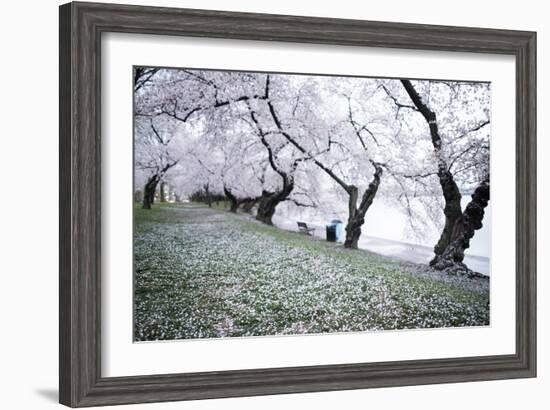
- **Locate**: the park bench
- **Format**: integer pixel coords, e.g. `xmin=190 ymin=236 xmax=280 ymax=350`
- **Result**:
xmin=297 ymin=221 xmax=315 ymax=236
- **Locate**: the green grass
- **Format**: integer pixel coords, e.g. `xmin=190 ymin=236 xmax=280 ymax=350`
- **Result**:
xmin=134 ymin=203 xmax=490 ymax=341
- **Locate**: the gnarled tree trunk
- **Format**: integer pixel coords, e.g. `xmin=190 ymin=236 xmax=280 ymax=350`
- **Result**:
xmin=400 ymin=79 xmax=490 ymax=274
xmin=344 ymin=187 xmax=361 ymax=249
xmin=247 ymin=91 xmax=298 ymax=225
xmin=430 ymin=179 xmax=490 ymax=274
xmin=343 ymin=163 xmax=383 ymax=249
xmin=256 ymin=181 xmax=294 ymax=225
xmin=431 ymin=170 xmax=463 ymax=260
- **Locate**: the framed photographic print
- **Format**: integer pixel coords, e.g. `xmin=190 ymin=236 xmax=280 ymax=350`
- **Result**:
xmin=59 ymin=1 xmax=536 ymax=407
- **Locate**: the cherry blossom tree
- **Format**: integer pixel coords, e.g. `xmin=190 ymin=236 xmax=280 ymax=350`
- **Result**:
xmin=133 ymin=66 xmax=491 ymax=271
xmin=257 ymin=74 xmax=399 ymax=248
xmin=384 ymin=79 xmax=491 ymax=273
xmin=134 ymin=116 xmax=182 ymax=209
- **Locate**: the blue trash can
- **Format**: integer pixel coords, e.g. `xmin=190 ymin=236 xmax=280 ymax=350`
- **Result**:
xmin=331 ymin=219 xmax=343 ymax=241
xmin=326 ymin=223 xmax=337 ymax=242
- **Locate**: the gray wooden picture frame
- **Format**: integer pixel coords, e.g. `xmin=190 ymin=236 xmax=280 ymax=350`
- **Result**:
xmin=59 ymin=1 xmax=537 ymax=407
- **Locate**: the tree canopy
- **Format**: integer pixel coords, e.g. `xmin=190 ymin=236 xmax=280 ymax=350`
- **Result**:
xmin=134 ymin=67 xmax=491 ymax=273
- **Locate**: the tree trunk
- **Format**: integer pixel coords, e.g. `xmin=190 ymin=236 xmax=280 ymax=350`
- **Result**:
xmin=240 ymin=197 xmax=260 ymax=213
xmin=263 ymin=90 xmax=384 ymax=250
xmin=256 ymin=182 xmax=294 ymax=225
xmin=343 ymin=188 xmax=362 ymax=249
xmin=223 ymin=186 xmax=240 ymax=213
xmin=160 ymin=182 xmax=167 ymax=203
xmin=430 ymin=179 xmax=490 ymax=274
xmin=140 ymin=162 xmax=177 ymax=210
xmin=343 ymin=163 xmax=383 ymax=249
xmin=400 ymin=80 xmax=461 ymax=263
xmin=142 ymin=174 xmax=160 ymax=210
xmin=256 ymin=191 xmax=279 ymax=225
xmin=246 ymin=92 xmax=299 ymax=225
xmin=204 ymin=184 xmax=212 ymax=208
xmin=400 ymin=79 xmax=490 ymax=274
xmin=431 ymin=170 xmax=463 ymax=260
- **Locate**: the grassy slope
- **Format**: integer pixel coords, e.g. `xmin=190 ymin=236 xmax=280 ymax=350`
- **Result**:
xmin=134 ymin=203 xmax=489 ymax=341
